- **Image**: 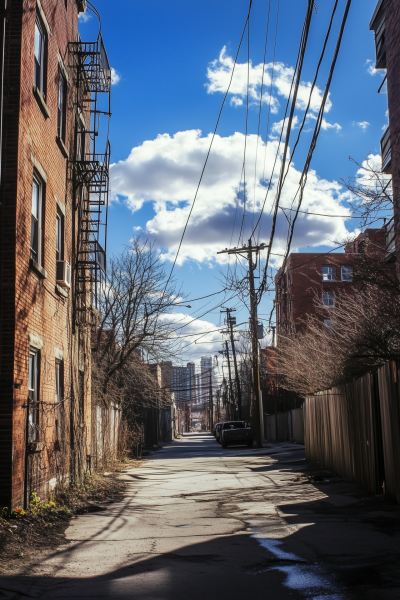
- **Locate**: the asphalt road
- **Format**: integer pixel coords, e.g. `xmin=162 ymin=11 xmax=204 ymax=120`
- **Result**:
xmin=2 ymin=433 xmax=400 ymax=599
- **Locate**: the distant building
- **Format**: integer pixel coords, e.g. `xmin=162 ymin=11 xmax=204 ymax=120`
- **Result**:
xmin=275 ymin=228 xmax=389 ymax=339
xmin=200 ymin=356 xmax=213 ymax=406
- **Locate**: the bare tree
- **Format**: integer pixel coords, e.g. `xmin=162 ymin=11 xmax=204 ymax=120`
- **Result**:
xmin=92 ymin=236 xmax=184 ymax=408
xmin=277 ymin=282 xmax=400 ymax=396
xmin=342 ymin=156 xmax=393 ymax=227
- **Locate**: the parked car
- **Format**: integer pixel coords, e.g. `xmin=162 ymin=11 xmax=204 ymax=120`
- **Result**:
xmin=215 ymin=423 xmax=223 ymax=443
xmin=213 ymin=422 xmax=223 ymax=438
xmin=220 ymin=421 xmax=253 ymax=449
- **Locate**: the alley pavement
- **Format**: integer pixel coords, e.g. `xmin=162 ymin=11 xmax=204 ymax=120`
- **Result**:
xmin=2 ymin=433 xmax=400 ymax=599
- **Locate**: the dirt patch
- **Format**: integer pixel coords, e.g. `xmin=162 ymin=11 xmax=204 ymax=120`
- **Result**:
xmin=0 ymin=459 xmax=143 ymax=574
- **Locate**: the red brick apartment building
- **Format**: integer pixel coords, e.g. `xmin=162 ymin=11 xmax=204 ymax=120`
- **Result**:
xmin=275 ymin=228 xmax=388 ymax=337
xmin=0 ymin=0 xmax=111 ymax=508
xmin=370 ymin=0 xmax=400 ymax=264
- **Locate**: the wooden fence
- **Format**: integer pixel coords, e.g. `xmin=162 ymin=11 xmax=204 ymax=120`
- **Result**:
xmin=264 ymin=408 xmax=304 ymax=444
xmin=305 ymin=360 xmax=400 ymax=502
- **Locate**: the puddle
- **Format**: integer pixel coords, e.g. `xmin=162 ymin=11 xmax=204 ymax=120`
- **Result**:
xmin=254 ymin=538 xmax=307 ymax=563
xmin=252 ymin=530 xmax=349 ymax=599
xmin=177 ymin=525 xmax=192 ymax=528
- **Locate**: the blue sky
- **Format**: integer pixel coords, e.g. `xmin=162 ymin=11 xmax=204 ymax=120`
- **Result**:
xmin=80 ymin=0 xmax=387 ymax=363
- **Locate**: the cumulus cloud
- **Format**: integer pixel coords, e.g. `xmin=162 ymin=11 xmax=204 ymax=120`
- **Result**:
xmin=78 ymin=11 xmax=91 ymax=23
xmin=206 ymin=46 xmax=332 ymax=115
xmin=356 ymin=121 xmax=370 ymax=131
xmin=365 ymin=59 xmax=378 ymax=76
xmin=111 ymin=68 xmax=121 ymax=85
xmin=110 ymin=129 xmax=352 ymax=267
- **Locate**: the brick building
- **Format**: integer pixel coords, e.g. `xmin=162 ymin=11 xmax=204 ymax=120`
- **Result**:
xmin=370 ymin=0 xmax=400 ymax=264
xmin=0 ymin=0 xmax=111 ymax=509
xmin=275 ymin=228 xmax=388 ymax=337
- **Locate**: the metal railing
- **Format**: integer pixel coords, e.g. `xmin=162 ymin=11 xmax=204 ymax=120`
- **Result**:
xmin=385 ymin=217 xmax=395 ymax=253
xmin=381 ymin=125 xmax=392 ymax=173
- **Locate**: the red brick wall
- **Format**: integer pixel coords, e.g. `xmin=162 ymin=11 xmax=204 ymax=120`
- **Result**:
xmin=0 ymin=0 xmax=90 ymax=509
xmin=385 ymin=0 xmax=400 ymax=277
xmin=275 ymin=229 xmax=388 ymax=339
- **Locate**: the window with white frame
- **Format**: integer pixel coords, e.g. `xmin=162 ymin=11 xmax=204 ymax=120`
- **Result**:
xmin=322 ymin=291 xmax=335 ymax=307
xmin=28 ymin=349 xmax=40 ymax=441
xmin=31 ymin=173 xmax=44 ymax=265
xmin=56 ymin=207 xmax=63 ymax=262
xmin=34 ymin=15 xmax=46 ymax=97
xmin=341 ymin=266 xmax=353 ymax=282
xmin=322 ymin=266 xmax=335 ymax=281
xmin=57 ymin=71 xmax=66 ymax=141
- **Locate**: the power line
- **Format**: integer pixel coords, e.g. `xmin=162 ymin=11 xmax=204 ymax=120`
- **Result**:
xmin=162 ymin=0 xmax=254 ymax=293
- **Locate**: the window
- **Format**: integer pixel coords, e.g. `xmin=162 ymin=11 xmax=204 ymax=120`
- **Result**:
xmin=31 ymin=173 xmax=44 ymax=265
xmin=322 ymin=266 xmax=335 ymax=282
xmin=76 ymin=119 xmax=85 ymax=161
xmin=28 ymin=349 xmax=40 ymax=441
xmin=55 ymin=360 xmax=63 ymax=435
xmin=56 ymin=208 xmax=63 ymax=261
xmin=57 ymin=72 xmax=66 ymax=141
xmin=34 ymin=15 xmax=46 ymax=97
xmin=322 ymin=291 xmax=335 ymax=307
xmin=341 ymin=266 xmax=353 ymax=282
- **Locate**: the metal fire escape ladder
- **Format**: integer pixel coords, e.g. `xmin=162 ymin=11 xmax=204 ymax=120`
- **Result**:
xmin=69 ymin=33 xmax=111 ymax=326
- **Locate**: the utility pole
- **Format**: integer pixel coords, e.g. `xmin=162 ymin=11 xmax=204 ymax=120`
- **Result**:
xmin=220 ymin=343 xmax=235 ymax=419
xmin=209 ymin=371 xmax=213 ymax=432
xmin=222 ymin=307 xmax=243 ymax=420
xmin=218 ymin=239 xmax=268 ymax=448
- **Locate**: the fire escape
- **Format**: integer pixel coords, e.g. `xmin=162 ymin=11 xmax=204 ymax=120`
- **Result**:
xmin=69 ymin=30 xmax=111 ymax=326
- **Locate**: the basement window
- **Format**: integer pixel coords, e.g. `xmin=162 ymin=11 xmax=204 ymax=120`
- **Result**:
xmin=322 ymin=266 xmax=335 ymax=282
xmin=322 ymin=291 xmax=335 ymax=307
xmin=28 ymin=349 xmax=40 ymax=442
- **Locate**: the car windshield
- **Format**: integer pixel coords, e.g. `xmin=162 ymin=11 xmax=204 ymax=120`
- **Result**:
xmin=223 ymin=421 xmax=246 ymax=430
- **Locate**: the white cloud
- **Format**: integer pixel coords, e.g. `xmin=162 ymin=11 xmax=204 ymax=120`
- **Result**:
xmin=356 ymin=121 xmax=370 ymax=131
xmin=78 ymin=11 xmax=91 ymax=23
xmin=110 ymin=129 xmax=352 ymax=267
xmin=365 ymin=59 xmax=378 ymax=76
xmin=111 ymin=68 xmax=121 ymax=85
xmin=382 ymin=109 xmax=389 ymax=131
xmin=133 ymin=225 xmax=142 ymax=231
xmin=271 ymin=116 xmax=299 ymax=136
xmin=206 ymin=46 xmax=332 ymax=115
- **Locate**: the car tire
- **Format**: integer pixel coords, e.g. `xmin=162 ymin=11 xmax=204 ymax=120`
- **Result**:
xmin=222 ymin=441 xmax=228 ymax=449
xmin=247 ymin=440 xmax=253 ymax=448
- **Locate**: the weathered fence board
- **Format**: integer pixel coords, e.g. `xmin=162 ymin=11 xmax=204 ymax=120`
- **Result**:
xmin=304 ymin=363 xmax=400 ymax=499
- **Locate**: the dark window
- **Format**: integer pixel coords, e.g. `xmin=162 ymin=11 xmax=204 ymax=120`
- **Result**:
xmin=28 ymin=349 xmax=40 ymax=441
xmin=322 ymin=291 xmax=335 ymax=307
xmin=31 ymin=174 xmax=44 ymax=264
xmin=55 ymin=360 xmax=63 ymax=435
xmin=57 ymin=72 xmax=66 ymax=141
xmin=322 ymin=266 xmax=335 ymax=282
xmin=76 ymin=120 xmax=85 ymax=161
xmin=56 ymin=208 xmax=63 ymax=261
xmin=79 ymin=371 xmax=84 ymax=416
xmin=222 ymin=421 xmax=246 ymax=430
xmin=34 ymin=15 xmax=46 ymax=97
xmin=341 ymin=266 xmax=353 ymax=282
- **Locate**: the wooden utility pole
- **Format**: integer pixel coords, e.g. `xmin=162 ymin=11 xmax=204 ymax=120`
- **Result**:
xmin=209 ymin=371 xmax=213 ymax=431
xmin=222 ymin=342 xmax=235 ymax=419
xmin=217 ymin=240 xmax=268 ymax=448
xmin=222 ymin=308 xmax=243 ymax=420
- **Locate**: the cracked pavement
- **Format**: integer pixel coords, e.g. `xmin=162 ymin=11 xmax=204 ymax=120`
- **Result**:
xmin=1 ymin=432 xmax=400 ymax=599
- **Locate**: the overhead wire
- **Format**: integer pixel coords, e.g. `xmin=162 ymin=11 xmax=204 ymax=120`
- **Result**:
xmin=161 ymin=0 xmax=254 ymax=295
